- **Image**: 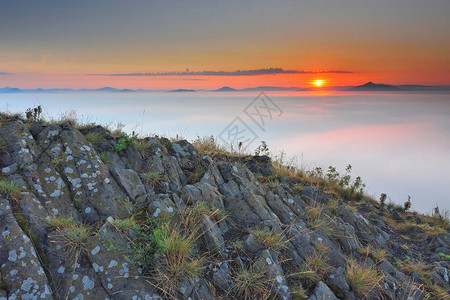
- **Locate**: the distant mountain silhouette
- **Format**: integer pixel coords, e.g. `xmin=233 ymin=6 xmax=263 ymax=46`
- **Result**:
xmin=212 ymin=86 xmax=237 ymax=92
xmin=1 ymin=84 xmax=449 ymax=94
xmin=170 ymin=89 xmax=196 ymax=92
xmin=347 ymin=82 xmax=402 ymax=91
xmin=78 ymin=87 xmax=136 ymax=93
xmin=0 ymin=87 xmax=23 ymax=93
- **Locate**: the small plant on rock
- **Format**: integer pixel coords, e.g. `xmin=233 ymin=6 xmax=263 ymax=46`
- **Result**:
xmin=113 ymin=217 xmax=138 ymax=231
xmin=404 ymin=195 xmax=412 ymax=212
xmin=234 ymin=264 xmax=271 ymax=300
xmin=99 ymin=152 xmax=111 ymax=163
xmin=148 ymin=221 xmax=203 ymax=297
xmin=25 ymin=105 xmax=43 ymax=122
xmin=432 ymin=206 xmax=450 ymax=231
xmin=0 ymin=180 xmax=22 ymax=200
xmin=380 ymin=193 xmax=387 ymax=207
xmin=134 ymin=140 xmax=151 ymax=159
xmin=299 ymin=251 xmax=331 ymax=283
xmin=85 ymin=131 xmax=105 ymax=146
xmin=254 ymin=141 xmax=270 ymax=156
xmin=305 ymin=204 xmax=334 ymax=236
xmin=53 ymin=223 xmax=91 ymax=258
xmin=46 ymin=215 xmax=75 ymax=229
xmin=113 ymin=132 xmax=137 ymax=152
xmin=346 ymin=259 xmax=383 ymax=297
xmin=248 ymin=227 xmax=286 ymax=252
xmin=327 ymin=199 xmax=339 ymax=214
xmin=357 ymin=246 xmax=386 ymax=263
xmin=142 ymin=170 xmax=162 ymax=188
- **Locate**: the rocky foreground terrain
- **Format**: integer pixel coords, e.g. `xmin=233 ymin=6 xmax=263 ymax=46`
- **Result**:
xmin=0 ymin=113 xmax=449 ymax=299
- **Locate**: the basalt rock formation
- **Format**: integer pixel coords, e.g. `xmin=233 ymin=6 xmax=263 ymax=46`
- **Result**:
xmin=0 ymin=116 xmax=448 ymax=299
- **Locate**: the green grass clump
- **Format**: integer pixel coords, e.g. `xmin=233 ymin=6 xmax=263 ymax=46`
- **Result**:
xmin=133 ymin=140 xmax=151 ymax=158
xmin=142 ymin=170 xmax=162 ymax=188
xmin=291 ymin=285 xmax=307 ymax=300
xmin=400 ymin=222 xmax=446 ymax=236
xmin=99 ymin=152 xmax=111 ymax=163
xmin=299 ymin=251 xmax=331 ymax=283
xmin=327 ymin=199 xmax=339 ymax=214
xmin=53 ymin=224 xmax=91 ymax=254
xmin=113 ymin=132 xmax=136 ymax=152
xmin=131 ymin=216 xmax=204 ymax=298
xmin=439 ymin=252 xmax=450 ymax=260
xmin=46 ymin=215 xmax=75 ymax=229
xmin=113 ymin=217 xmax=138 ymax=231
xmin=85 ymin=131 xmax=105 ymax=146
xmin=305 ymin=204 xmax=334 ymax=236
xmin=62 ymin=225 xmax=90 ymax=245
xmin=346 ymin=259 xmax=383 ymax=297
xmin=248 ymin=227 xmax=286 ymax=252
xmin=0 ymin=180 xmax=22 ymax=200
xmin=234 ymin=265 xmax=271 ymax=300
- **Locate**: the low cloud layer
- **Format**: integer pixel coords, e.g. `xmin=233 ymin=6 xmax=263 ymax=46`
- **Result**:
xmin=95 ymin=68 xmax=353 ymax=77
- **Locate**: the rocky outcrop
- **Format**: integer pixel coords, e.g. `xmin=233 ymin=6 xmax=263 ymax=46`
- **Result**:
xmin=0 ymin=117 xmax=448 ymax=300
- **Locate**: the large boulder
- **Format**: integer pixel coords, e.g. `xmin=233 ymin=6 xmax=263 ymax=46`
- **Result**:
xmin=86 ymin=217 xmax=160 ymax=299
xmin=0 ymin=198 xmax=53 ymax=299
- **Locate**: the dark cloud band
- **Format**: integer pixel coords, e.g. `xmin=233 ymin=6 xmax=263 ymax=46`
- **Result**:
xmin=93 ymin=68 xmax=353 ymax=77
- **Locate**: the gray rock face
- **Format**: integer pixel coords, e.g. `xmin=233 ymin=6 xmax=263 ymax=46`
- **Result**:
xmin=218 ymin=164 xmax=279 ymax=225
xmin=211 ymin=262 xmax=232 ymax=290
xmin=425 ymin=233 xmax=450 ymax=255
xmin=337 ymin=205 xmax=389 ymax=247
xmin=325 ymin=267 xmax=350 ymax=299
xmin=110 ymin=167 xmax=148 ymax=205
xmin=308 ymin=281 xmax=338 ymax=300
xmin=0 ymin=117 xmax=447 ymax=300
xmin=254 ymin=250 xmax=291 ymax=300
xmin=378 ymin=260 xmax=407 ymax=282
xmin=201 ymin=215 xmax=225 ymax=252
xmin=86 ymin=217 xmax=160 ymax=299
xmin=333 ymin=223 xmax=363 ymax=254
xmin=0 ymin=198 xmax=53 ymax=300
xmin=0 ymin=121 xmax=40 ymax=170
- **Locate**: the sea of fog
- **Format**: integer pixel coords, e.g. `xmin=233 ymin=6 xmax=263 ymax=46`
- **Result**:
xmin=1 ymin=91 xmax=449 ymax=213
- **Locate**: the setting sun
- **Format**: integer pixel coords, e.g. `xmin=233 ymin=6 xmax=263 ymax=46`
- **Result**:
xmin=313 ymin=80 xmax=325 ymax=87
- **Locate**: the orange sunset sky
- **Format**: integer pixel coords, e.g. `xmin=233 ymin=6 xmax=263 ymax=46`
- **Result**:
xmin=1 ymin=0 xmax=449 ymax=90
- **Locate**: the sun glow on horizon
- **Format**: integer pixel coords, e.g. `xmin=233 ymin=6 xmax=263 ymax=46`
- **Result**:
xmin=312 ymin=80 xmax=325 ymax=87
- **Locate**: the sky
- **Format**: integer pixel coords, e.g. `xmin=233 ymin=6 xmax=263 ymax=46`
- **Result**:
xmin=1 ymin=0 xmax=449 ymax=89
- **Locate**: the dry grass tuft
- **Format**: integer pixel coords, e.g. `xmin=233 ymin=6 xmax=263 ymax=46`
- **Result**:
xmin=305 ymin=204 xmax=334 ymax=236
xmin=234 ymin=265 xmax=271 ymax=300
xmin=248 ymin=227 xmax=287 ymax=252
xmin=357 ymin=246 xmax=387 ymax=263
xmin=346 ymin=259 xmax=383 ymax=297
xmin=134 ymin=140 xmax=152 ymax=159
xmin=299 ymin=250 xmax=331 ymax=283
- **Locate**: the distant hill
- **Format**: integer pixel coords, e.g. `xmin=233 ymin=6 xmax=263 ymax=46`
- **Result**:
xmin=0 ymin=87 xmax=23 ymax=93
xmin=212 ymin=86 xmax=237 ymax=92
xmin=170 ymin=89 xmax=196 ymax=92
xmin=78 ymin=87 xmax=136 ymax=93
xmin=347 ymin=82 xmax=402 ymax=91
